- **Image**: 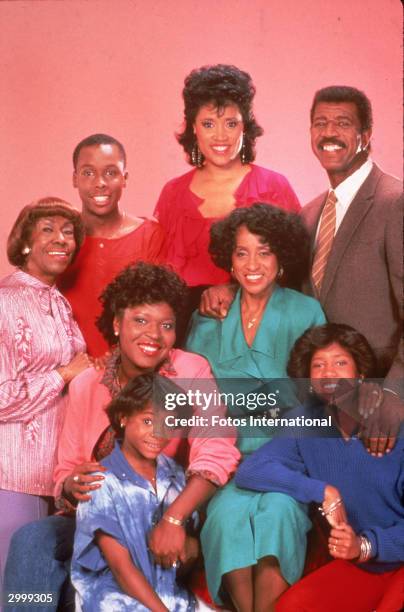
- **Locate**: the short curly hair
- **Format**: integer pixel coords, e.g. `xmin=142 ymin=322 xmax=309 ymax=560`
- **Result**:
xmin=7 ymin=197 xmax=84 ymax=267
xmin=177 ymin=64 xmax=263 ymax=165
xmin=310 ymin=86 xmax=373 ymax=132
xmin=96 ymin=262 xmax=188 ymax=345
xmin=287 ymin=323 xmax=376 ymax=380
xmin=209 ymin=203 xmax=310 ymax=289
xmin=106 ymin=373 xmax=188 ymax=438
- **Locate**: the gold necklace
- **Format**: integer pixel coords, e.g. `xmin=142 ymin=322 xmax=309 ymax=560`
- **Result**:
xmin=247 ymin=317 xmax=258 ymax=329
xmin=244 ymin=309 xmax=265 ymax=329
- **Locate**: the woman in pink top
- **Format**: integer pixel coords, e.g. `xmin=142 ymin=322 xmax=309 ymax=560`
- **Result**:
xmin=0 ymin=198 xmax=91 ymax=590
xmin=4 ymin=262 xmax=239 ymax=611
xmin=154 ymin=64 xmax=300 ymax=342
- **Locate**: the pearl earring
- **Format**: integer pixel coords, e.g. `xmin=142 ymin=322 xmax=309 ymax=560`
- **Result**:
xmin=22 ymin=246 xmax=31 ymax=255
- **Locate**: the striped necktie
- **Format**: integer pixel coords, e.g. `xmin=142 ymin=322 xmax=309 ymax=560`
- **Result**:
xmin=312 ymin=190 xmax=337 ymax=294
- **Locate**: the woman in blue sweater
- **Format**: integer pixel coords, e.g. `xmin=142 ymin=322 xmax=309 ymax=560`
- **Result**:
xmin=236 ymin=323 xmax=404 ymax=611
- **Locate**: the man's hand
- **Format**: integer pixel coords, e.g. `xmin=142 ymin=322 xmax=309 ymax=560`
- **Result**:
xmin=359 ymin=388 xmax=403 ymax=457
xmin=357 ymin=381 xmax=383 ymax=419
xmin=199 ymin=284 xmax=236 ymax=318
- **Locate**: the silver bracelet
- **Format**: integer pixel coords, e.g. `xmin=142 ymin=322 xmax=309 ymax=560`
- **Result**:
xmin=357 ymin=535 xmax=373 ymax=563
xmin=318 ymin=497 xmax=342 ymax=517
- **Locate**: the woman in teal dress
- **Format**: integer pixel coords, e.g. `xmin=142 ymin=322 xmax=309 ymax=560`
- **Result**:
xmin=186 ymin=203 xmax=326 ymax=610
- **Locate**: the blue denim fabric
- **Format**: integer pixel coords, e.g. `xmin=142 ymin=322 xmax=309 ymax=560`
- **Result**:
xmin=3 ymin=516 xmax=75 ymax=612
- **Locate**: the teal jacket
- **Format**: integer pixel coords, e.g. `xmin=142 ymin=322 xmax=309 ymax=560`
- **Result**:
xmin=186 ymin=286 xmax=326 ymax=382
xmin=186 ymin=287 xmax=325 ymax=454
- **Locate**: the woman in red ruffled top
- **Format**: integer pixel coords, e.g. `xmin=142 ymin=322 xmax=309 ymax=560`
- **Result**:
xmin=154 ymin=64 xmax=300 ymax=340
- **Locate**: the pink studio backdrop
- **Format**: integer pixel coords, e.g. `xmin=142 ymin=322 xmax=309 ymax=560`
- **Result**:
xmin=0 ymin=0 xmax=402 ymax=277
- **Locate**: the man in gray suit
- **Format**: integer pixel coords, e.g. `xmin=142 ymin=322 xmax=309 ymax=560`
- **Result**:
xmin=303 ymin=85 xmax=403 ymax=443
xmin=202 ymin=85 xmax=403 ymax=446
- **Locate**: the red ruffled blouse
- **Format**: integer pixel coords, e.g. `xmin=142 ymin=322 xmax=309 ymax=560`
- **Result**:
xmin=154 ymin=165 xmax=300 ymax=286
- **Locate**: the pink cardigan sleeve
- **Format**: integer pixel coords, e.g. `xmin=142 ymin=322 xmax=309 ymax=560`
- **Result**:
xmin=54 ymin=368 xmax=110 ymax=497
xmin=169 ymin=350 xmax=241 ymax=486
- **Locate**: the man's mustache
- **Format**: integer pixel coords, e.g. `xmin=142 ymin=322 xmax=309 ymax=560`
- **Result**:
xmin=318 ymin=138 xmax=346 ymax=149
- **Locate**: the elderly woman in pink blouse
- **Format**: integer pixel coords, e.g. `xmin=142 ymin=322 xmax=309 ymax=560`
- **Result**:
xmin=0 ymin=198 xmax=91 ymax=587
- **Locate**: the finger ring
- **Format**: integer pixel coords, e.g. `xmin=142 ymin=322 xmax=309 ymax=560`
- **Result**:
xmin=73 ymin=475 xmax=80 ymax=482
xmin=332 ymin=545 xmax=337 ymax=552
xmin=172 ymin=561 xmax=179 ymax=569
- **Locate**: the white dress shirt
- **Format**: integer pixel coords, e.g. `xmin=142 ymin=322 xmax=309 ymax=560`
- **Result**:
xmin=316 ymin=159 xmax=373 ymax=241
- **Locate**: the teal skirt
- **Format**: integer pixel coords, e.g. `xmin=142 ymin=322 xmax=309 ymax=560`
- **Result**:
xmin=201 ymin=479 xmax=311 ymax=604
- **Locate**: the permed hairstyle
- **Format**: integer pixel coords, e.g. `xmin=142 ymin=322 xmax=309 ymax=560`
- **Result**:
xmin=310 ymin=86 xmax=373 ymax=132
xmin=177 ymin=64 xmax=263 ymax=165
xmin=287 ymin=323 xmax=376 ymax=380
xmin=209 ymin=203 xmax=310 ymax=289
xmin=106 ymin=372 xmax=189 ymax=438
xmin=72 ymin=133 xmax=127 ymax=169
xmin=7 ymin=197 xmax=84 ymax=267
xmin=96 ymin=262 xmax=188 ymax=345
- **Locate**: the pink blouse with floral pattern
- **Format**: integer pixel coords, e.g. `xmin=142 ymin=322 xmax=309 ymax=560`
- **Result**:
xmin=0 ymin=270 xmax=85 ymax=495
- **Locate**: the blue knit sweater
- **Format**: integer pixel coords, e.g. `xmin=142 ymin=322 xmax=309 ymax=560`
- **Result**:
xmin=235 ymin=403 xmax=404 ymax=573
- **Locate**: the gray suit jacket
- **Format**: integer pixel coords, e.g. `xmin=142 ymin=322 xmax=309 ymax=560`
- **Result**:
xmin=302 ymin=163 xmax=403 ymax=388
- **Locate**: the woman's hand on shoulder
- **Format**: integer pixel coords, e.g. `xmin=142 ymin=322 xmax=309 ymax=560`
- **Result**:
xmin=322 ymin=485 xmax=347 ymax=527
xmin=63 ymin=461 xmax=106 ymax=502
xmin=328 ymin=523 xmax=361 ymax=560
xmin=57 ymin=352 xmax=93 ymax=384
xmin=93 ymin=351 xmax=111 ymax=371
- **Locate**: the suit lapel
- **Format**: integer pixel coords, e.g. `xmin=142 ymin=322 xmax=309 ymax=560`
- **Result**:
xmin=320 ymin=164 xmax=381 ymax=302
